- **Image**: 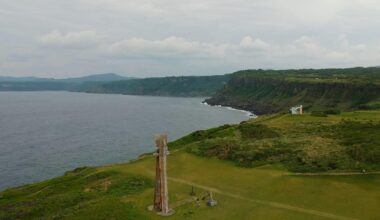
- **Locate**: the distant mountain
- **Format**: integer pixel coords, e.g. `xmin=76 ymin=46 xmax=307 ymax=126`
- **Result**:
xmin=80 ymin=75 xmax=231 ymax=97
xmin=0 ymin=73 xmax=134 ymax=91
xmin=60 ymin=73 xmax=134 ymax=83
xmin=0 ymin=76 xmax=54 ymax=82
xmin=0 ymin=73 xmax=132 ymax=83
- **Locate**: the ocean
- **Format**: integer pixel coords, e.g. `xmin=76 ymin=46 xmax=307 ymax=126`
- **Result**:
xmin=0 ymin=91 xmax=249 ymax=190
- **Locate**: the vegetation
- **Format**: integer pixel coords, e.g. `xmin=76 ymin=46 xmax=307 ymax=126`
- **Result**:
xmin=0 ymin=73 xmax=133 ymax=91
xmin=1 ymin=145 xmax=380 ymax=219
xmin=0 ymin=167 xmax=153 ymax=219
xmin=1 ymin=67 xmax=380 ymax=219
xmin=1 ymin=110 xmax=380 ymax=219
xmin=82 ymin=75 xmax=230 ymax=97
xmin=0 ymin=81 xmax=71 ymax=91
xmin=170 ymin=110 xmax=380 ymax=172
xmin=206 ymin=67 xmax=380 ymax=114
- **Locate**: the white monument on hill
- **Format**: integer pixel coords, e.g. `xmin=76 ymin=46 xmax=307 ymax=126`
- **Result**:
xmin=290 ymin=105 xmax=303 ymax=115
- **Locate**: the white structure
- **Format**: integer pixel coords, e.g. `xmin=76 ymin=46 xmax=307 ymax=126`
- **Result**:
xmin=290 ymin=105 xmax=303 ymax=115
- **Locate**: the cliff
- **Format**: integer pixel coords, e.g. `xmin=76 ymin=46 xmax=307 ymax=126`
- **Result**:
xmin=206 ymin=68 xmax=380 ymax=114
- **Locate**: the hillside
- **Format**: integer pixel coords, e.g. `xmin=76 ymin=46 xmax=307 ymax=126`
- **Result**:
xmin=1 ymin=110 xmax=379 ymax=220
xmin=0 ymin=76 xmax=54 ymax=82
xmin=0 ymin=74 xmax=229 ymax=97
xmin=81 ymin=75 xmax=230 ymax=97
xmin=0 ymin=74 xmax=132 ymax=91
xmin=61 ymin=73 xmax=134 ymax=83
xmin=206 ymin=67 xmax=380 ymax=114
xmin=0 ymin=81 xmax=71 ymax=91
xmin=170 ymin=110 xmax=380 ymax=172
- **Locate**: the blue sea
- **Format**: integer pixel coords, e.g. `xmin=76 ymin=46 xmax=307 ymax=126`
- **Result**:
xmin=0 ymin=92 xmax=249 ymax=190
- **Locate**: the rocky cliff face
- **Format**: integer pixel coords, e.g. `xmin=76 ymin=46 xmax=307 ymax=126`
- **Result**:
xmin=206 ymin=70 xmax=380 ymax=115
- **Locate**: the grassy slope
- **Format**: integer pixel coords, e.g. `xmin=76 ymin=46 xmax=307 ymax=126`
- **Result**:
xmin=171 ymin=110 xmax=380 ymax=172
xmin=1 ymin=111 xmax=380 ymax=220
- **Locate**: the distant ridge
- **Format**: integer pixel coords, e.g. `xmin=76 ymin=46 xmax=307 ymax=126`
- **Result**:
xmin=0 ymin=76 xmax=54 ymax=82
xmin=0 ymin=73 xmax=135 ymax=91
xmin=60 ymin=73 xmax=135 ymax=83
xmin=0 ymin=73 xmax=133 ymax=83
xmin=81 ymin=75 xmax=231 ymax=97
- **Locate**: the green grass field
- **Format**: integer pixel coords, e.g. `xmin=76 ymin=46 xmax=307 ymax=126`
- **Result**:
xmin=1 ymin=111 xmax=380 ymax=220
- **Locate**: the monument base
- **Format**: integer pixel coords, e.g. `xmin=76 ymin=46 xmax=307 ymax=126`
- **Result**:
xmin=147 ymin=205 xmax=175 ymax=216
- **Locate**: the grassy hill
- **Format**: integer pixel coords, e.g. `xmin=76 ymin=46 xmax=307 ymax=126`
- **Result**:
xmin=81 ymin=75 xmax=230 ymax=97
xmin=170 ymin=110 xmax=380 ymax=173
xmin=1 ymin=110 xmax=379 ymax=220
xmin=206 ymin=67 xmax=380 ymax=114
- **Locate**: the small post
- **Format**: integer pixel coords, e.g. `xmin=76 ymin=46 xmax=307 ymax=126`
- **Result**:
xmin=190 ymin=186 xmax=196 ymax=196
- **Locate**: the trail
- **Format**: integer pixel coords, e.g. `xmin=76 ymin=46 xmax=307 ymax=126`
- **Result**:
xmin=291 ymin=171 xmax=380 ymax=176
xmin=167 ymin=176 xmax=358 ymax=220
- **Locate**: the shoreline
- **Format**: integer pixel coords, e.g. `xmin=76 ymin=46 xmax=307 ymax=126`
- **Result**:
xmin=201 ymin=101 xmax=257 ymax=118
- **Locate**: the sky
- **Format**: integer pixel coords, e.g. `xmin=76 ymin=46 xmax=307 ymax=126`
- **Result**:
xmin=1 ymin=0 xmax=380 ymax=78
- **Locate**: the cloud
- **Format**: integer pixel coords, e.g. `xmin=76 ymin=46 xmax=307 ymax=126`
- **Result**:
xmin=2 ymin=0 xmax=380 ymax=77
xmin=32 ymin=30 xmax=380 ymax=70
xmin=100 ymin=36 xmax=226 ymax=59
xmin=239 ymin=36 xmax=271 ymax=51
xmin=38 ymin=30 xmax=103 ymax=49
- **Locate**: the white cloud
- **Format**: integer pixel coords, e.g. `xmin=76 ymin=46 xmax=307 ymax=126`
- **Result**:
xmin=239 ymin=36 xmax=271 ymax=51
xmin=38 ymin=30 xmax=103 ymax=49
xmin=1 ymin=0 xmax=380 ymax=77
xmin=31 ymin=30 xmax=380 ymax=72
xmin=100 ymin=36 xmax=226 ymax=59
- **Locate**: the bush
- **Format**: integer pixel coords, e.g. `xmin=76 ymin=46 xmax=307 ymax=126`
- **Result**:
xmin=323 ymin=109 xmax=341 ymax=115
xmin=238 ymin=124 xmax=279 ymax=139
xmin=311 ymin=111 xmax=327 ymax=117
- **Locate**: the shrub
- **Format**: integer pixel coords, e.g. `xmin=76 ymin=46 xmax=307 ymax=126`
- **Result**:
xmin=323 ymin=109 xmax=341 ymax=115
xmin=311 ymin=111 xmax=328 ymax=117
xmin=238 ymin=124 xmax=279 ymax=139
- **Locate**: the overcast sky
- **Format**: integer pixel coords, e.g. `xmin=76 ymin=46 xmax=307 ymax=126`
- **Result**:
xmin=1 ymin=0 xmax=380 ymax=78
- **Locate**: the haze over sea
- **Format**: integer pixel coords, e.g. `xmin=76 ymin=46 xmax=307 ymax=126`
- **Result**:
xmin=0 ymin=92 xmax=249 ymax=190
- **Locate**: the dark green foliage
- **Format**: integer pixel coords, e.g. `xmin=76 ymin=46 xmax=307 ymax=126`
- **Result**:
xmin=0 ymin=168 xmax=152 ymax=220
xmin=358 ymin=103 xmax=380 ymax=110
xmin=238 ymin=123 xmax=279 ymax=139
xmin=176 ymin=111 xmax=380 ymax=172
xmin=168 ymin=124 xmax=234 ymax=148
xmin=332 ymin=121 xmax=380 ymax=164
xmin=186 ymin=138 xmax=293 ymax=168
xmin=108 ymin=176 xmax=154 ymax=195
xmin=311 ymin=109 xmax=341 ymax=117
xmin=311 ymin=111 xmax=328 ymax=117
xmin=206 ymin=67 xmax=380 ymax=114
xmin=83 ymin=170 xmax=119 ymax=182
xmin=65 ymin=166 xmax=89 ymax=174
xmin=323 ymin=109 xmax=341 ymax=115
xmin=83 ymin=75 xmax=231 ymax=97
xmin=289 ymin=151 xmax=352 ymax=173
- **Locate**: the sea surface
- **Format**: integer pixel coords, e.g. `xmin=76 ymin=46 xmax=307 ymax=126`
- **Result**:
xmin=0 ymin=92 xmax=249 ymax=190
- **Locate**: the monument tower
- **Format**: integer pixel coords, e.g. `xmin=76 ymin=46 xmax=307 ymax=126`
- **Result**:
xmin=152 ymin=134 xmax=174 ymax=215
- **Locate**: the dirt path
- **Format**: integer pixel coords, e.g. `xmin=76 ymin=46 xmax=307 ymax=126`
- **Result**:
xmin=291 ymin=171 xmax=380 ymax=176
xmin=167 ymin=176 xmax=357 ymax=220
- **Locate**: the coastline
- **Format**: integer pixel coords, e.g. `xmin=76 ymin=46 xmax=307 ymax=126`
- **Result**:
xmin=201 ymin=101 xmax=257 ymax=118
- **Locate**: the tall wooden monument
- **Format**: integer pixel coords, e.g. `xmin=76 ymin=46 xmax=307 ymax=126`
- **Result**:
xmin=152 ymin=134 xmax=174 ymax=215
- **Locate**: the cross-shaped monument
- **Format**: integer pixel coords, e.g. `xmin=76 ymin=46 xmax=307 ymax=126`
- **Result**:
xmin=152 ymin=134 xmax=174 ymax=216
